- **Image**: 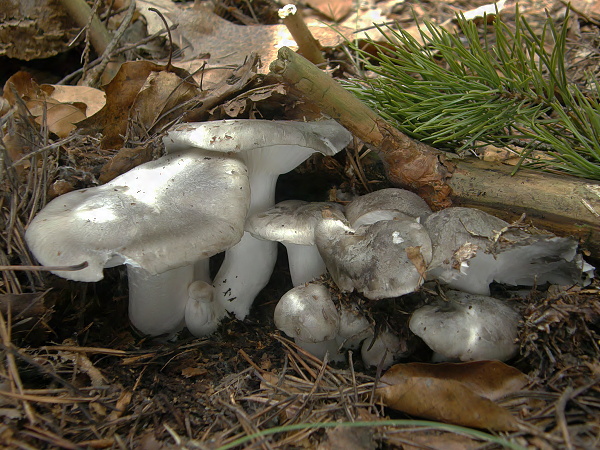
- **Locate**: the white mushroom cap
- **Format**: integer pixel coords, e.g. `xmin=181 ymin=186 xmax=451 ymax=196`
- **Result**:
xmin=246 ymin=200 xmax=346 ymax=246
xmin=25 ymin=150 xmax=250 ymax=282
xmin=274 ymin=282 xmax=340 ymax=343
xmin=361 ymin=330 xmax=405 ymax=369
xmin=345 ymin=188 xmax=432 ymax=228
xmin=409 ymin=290 xmax=521 ymax=362
xmin=26 ymin=150 xmax=249 ymax=336
xmin=246 ymin=200 xmax=346 ymax=286
xmin=316 ymin=219 xmax=433 ymax=299
xmin=425 ymin=207 xmax=589 ymax=295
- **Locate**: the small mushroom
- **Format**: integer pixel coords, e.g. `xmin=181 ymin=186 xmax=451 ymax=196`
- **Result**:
xmin=425 ymin=207 xmax=590 ymax=295
xmin=336 ymin=302 xmax=373 ymax=350
xmin=316 ymin=218 xmax=433 ymax=299
xmin=361 ymin=329 xmax=405 ymax=369
xmin=164 ymin=119 xmax=352 ymax=319
xmin=246 ymin=200 xmax=346 ymax=286
xmin=409 ymin=290 xmax=521 ymax=362
xmin=345 ymin=188 xmax=432 ymax=228
xmin=185 ymin=281 xmax=225 ymax=337
xmin=274 ymin=282 xmax=343 ymax=361
xmin=25 ymin=150 xmax=249 ymax=336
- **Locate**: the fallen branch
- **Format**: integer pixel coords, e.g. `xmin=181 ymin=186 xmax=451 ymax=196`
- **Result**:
xmin=269 ymin=47 xmax=600 ymax=259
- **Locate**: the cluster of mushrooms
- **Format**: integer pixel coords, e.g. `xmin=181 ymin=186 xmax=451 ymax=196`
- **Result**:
xmin=25 ymin=119 xmax=593 ymax=369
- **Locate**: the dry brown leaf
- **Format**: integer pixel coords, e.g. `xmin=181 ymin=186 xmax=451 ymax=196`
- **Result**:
xmin=377 ymin=362 xmax=522 ymax=431
xmin=99 ymin=146 xmax=153 ymax=183
xmin=381 ymin=361 xmax=528 ymax=401
xmin=79 ymin=60 xmax=199 ymax=149
xmin=3 ymin=72 xmax=106 ymax=138
xmin=181 ymin=367 xmax=208 ymax=378
xmin=137 ymin=0 xmax=350 ymax=75
xmin=132 ymin=70 xmax=199 ymax=132
xmin=405 ymin=246 xmax=427 ymax=278
xmin=305 ymin=0 xmax=355 ymax=21
xmin=41 ymin=85 xmax=106 ymax=117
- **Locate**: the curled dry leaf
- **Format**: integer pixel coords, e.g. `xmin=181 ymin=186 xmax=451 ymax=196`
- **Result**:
xmin=377 ymin=361 xmax=524 ymax=431
xmin=3 ymin=72 xmax=106 ymax=139
xmin=78 ymin=61 xmax=200 ymax=149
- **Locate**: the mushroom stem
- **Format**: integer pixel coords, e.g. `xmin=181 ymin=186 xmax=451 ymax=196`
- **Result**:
xmin=213 ymin=233 xmax=278 ymax=319
xmin=127 ymin=265 xmax=193 ymax=336
xmin=285 ymin=243 xmax=327 ymax=286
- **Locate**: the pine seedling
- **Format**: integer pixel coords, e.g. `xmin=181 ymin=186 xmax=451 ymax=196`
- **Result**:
xmin=345 ymin=8 xmax=600 ymax=180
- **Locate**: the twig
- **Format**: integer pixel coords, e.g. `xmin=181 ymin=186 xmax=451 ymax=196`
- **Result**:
xmin=59 ymin=0 xmax=112 ymax=55
xmin=279 ymin=5 xmax=325 ymax=65
xmin=81 ymin=0 xmax=137 ymax=87
xmin=0 ymin=262 xmax=88 ymax=272
xmin=269 ymin=47 xmax=454 ymax=209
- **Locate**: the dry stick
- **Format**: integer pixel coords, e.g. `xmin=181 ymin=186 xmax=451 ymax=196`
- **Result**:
xmin=270 ymin=47 xmax=454 ymax=209
xmin=279 ymin=5 xmax=325 ymax=65
xmin=58 ymin=0 xmax=112 ymax=55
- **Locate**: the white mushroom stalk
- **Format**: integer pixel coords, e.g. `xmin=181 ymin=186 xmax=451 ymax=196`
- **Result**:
xmin=246 ymin=200 xmax=347 ymax=286
xmin=25 ymin=150 xmax=250 ymax=336
xmin=164 ymin=119 xmax=352 ymax=319
xmin=409 ymin=290 xmax=521 ymax=362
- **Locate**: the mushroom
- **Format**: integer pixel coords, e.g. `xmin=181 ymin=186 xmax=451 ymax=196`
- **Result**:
xmin=316 ymin=218 xmax=433 ymax=299
xmin=185 ymin=280 xmax=225 ymax=337
xmin=345 ymin=188 xmax=432 ymax=228
xmin=409 ymin=290 xmax=521 ymax=361
xmin=25 ymin=150 xmax=250 ymax=336
xmin=336 ymin=302 xmax=373 ymax=350
xmin=163 ymin=119 xmax=352 ymax=319
xmin=361 ymin=329 xmax=406 ymax=369
xmin=245 ymin=200 xmax=346 ymax=286
xmin=425 ymin=207 xmax=590 ymax=295
xmin=274 ymin=282 xmax=343 ymax=361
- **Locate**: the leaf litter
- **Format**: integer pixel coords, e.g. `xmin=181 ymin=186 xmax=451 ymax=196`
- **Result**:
xmin=0 ymin=0 xmax=598 ymax=448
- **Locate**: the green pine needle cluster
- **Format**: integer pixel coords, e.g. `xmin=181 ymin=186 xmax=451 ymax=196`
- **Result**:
xmin=345 ymin=9 xmax=600 ymax=180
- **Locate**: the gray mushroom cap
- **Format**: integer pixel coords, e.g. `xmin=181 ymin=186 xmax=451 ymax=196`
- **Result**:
xmin=345 ymin=188 xmax=432 ymax=228
xmin=425 ymin=207 xmax=589 ymax=295
xmin=409 ymin=290 xmax=521 ymax=362
xmin=246 ymin=200 xmax=346 ymax=245
xmin=25 ymin=150 xmax=250 ymax=281
xmin=274 ymin=282 xmax=340 ymax=343
xmin=316 ymin=219 xmax=433 ymax=299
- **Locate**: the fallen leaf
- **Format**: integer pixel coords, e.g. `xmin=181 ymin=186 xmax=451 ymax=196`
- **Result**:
xmin=305 ymin=0 xmax=355 ymax=22
xmin=41 ymin=85 xmax=106 ymax=117
xmin=78 ymin=60 xmax=200 ymax=149
xmin=99 ymin=145 xmax=153 ymax=183
xmin=406 ymin=246 xmax=427 ymax=278
xmin=377 ymin=361 xmax=522 ymax=431
xmin=381 ymin=361 xmax=528 ymax=401
xmin=137 ymin=0 xmax=350 ymax=74
xmin=181 ymin=367 xmax=208 ymax=378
